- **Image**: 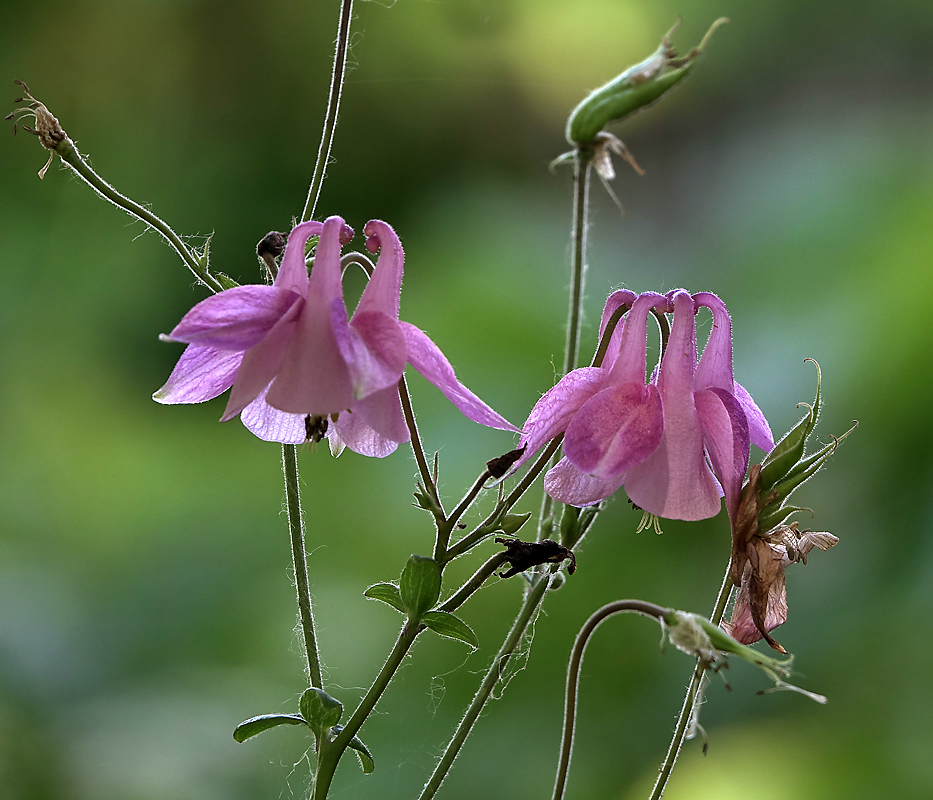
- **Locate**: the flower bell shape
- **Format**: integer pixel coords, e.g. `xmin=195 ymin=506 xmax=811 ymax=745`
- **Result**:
xmin=154 ymin=216 xmax=516 ymax=456
xmin=520 ymin=289 xmax=773 ymax=521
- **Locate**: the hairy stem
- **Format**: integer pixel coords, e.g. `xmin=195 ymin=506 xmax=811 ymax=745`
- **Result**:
xmin=282 ymin=444 xmax=323 ymax=690
xmin=52 ymin=137 xmax=223 ymax=293
xmin=648 ymin=559 xmax=733 ymax=800
xmin=399 ymin=376 xmax=444 ymax=517
xmin=419 ymin=571 xmax=555 ymax=800
xmin=552 ymin=600 xmax=672 ymax=800
xmin=300 ymin=0 xmax=354 ymax=223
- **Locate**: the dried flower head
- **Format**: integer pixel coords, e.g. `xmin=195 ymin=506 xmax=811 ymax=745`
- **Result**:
xmin=6 ymin=81 xmax=67 ymax=178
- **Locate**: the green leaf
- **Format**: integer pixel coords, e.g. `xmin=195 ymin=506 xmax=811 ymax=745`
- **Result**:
xmin=500 ymin=511 xmax=532 ymax=535
xmin=399 ymin=555 xmax=441 ymax=620
xmin=299 ymin=688 xmax=343 ymax=733
xmin=233 ymin=713 xmax=306 ymax=743
xmin=421 ymin=611 xmax=478 ymax=649
xmin=364 ymin=582 xmax=406 ymax=614
xmin=348 ymin=735 xmax=375 ymax=774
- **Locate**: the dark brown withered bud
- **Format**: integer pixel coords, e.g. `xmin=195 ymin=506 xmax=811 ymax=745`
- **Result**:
xmin=256 ymin=231 xmax=287 ymax=260
xmin=485 ymin=445 xmax=526 ymax=479
xmin=494 ymin=537 xmax=576 ymax=578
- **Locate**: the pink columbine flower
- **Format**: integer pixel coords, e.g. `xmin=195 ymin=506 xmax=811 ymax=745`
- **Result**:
xmin=519 ymin=289 xmax=774 ymax=521
xmin=154 ymin=216 xmax=517 ymax=456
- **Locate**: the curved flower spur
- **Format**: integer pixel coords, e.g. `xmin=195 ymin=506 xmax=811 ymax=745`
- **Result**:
xmin=517 ymin=289 xmax=773 ymax=521
xmin=154 ymin=216 xmax=517 ymax=456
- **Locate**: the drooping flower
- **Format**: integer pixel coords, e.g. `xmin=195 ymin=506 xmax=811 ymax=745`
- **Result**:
xmin=154 ymin=216 xmax=517 ymax=455
xmin=519 ymin=289 xmax=773 ymax=521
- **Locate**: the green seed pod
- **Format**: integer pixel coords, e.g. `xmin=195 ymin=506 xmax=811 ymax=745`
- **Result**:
xmin=566 ymin=18 xmax=727 ymax=146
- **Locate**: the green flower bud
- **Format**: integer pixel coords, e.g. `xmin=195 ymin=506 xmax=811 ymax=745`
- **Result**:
xmin=566 ymin=18 xmax=727 ymax=146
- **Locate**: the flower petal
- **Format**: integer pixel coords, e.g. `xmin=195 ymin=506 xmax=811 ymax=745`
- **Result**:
xmin=563 ymin=382 xmax=663 ymax=479
xmin=333 ymin=404 xmax=403 ymax=458
xmin=350 ymin=384 xmax=410 ymax=443
xmin=695 ymin=387 xmax=750 ymax=521
xmin=266 ymin=217 xmax=356 ymax=415
xmin=606 ymin=292 xmax=666 ymax=384
xmin=338 ymin=310 xmax=407 ymax=398
xmin=543 ymin=457 xmax=624 ymax=507
xmin=399 ymin=321 xmax=518 ymax=432
xmin=356 ymin=220 xmax=403 ymax=320
xmin=624 ymin=291 xmax=721 ymax=520
xmin=517 ymin=367 xmax=607 ymax=467
xmin=153 ymin=344 xmax=243 ymax=404
xmin=693 ymin=291 xmax=734 ymax=392
xmin=596 ymin=289 xmax=637 ymax=369
xmin=733 ymin=381 xmax=775 ymax=452
xmin=223 ymin=297 xmax=304 ymax=420
xmin=239 ymin=385 xmax=308 ymax=444
xmin=167 ymin=285 xmax=300 ymax=350
xmin=274 ymin=220 xmax=324 ymax=295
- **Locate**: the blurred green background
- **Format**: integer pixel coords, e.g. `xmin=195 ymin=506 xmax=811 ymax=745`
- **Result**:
xmin=2 ymin=1 xmax=931 ymax=798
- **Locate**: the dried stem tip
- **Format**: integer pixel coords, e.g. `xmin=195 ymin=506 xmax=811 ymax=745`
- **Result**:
xmin=6 ymin=81 xmax=68 ymax=178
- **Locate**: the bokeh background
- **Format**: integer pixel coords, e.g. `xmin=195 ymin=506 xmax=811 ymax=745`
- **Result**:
xmin=2 ymin=1 xmax=931 ymax=798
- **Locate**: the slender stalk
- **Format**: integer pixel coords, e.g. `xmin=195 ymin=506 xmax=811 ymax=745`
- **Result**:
xmin=51 ymin=137 xmax=223 ymax=293
xmin=563 ymin=150 xmax=593 ymax=375
xmin=552 ymin=600 xmax=672 ymax=800
xmin=314 ymin=621 xmax=421 ymax=799
xmin=436 ymin=470 xmax=491 ymax=562
xmin=399 ymin=376 xmax=444 ymax=516
xmin=446 ymin=436 xmax=563 ymax=560
xmin=419 ymin=571 xmax=554 ymax=800
xmin=438 ymin=553 xmax=508 ymax=614
xmin=648 ymin=559 xmax=733 ymax=800
xmin=282 ymin=443 xmax=323 ymax=690
xmin=538 ymin=149 xmax=593 ymax=541
xmin=300 ymin=0 xmax=354 ymax=223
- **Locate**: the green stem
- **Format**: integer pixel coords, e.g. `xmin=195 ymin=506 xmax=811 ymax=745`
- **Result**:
xmin=399 ymin=376 xmax=444 ymax=517
xmin=438 ymin=553 xmax=508 ymax=614
xmin=282 ymin=443 xmax=323 ymax=690
xmin=314 ymin=621 xmax=421 ymax=799
xmin=436 ymin=470 xmax=492 ymax=562
xmin=419 ymin=572 xmax=554 ymax=800
xmin=445 ymin=436 xmax=563 ymax=560
xmin=553 ymin=600 xmax=673 ymax=800
xmin=52 ymin=137 xmax=223 ymax=293
xmin=300 ymin=0 xmax=354 ymax=222
xmin=648 ymin=558 xmax=733 ymax=800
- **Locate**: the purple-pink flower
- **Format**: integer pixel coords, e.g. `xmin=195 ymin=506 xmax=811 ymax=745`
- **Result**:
xmin=154 ymin=216 xmax=517 ymax=456
xmin=518 ymin=289 xmax=774 ymax=521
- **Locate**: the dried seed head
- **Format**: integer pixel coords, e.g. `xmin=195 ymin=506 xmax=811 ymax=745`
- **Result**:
xmin=7 ymin=81 xmax=68 ymax=178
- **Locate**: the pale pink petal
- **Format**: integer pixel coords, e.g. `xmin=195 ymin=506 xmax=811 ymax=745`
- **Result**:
xmin=355 ymin=220 xmax=403 ymax=320
xmin=350 ymin=384 xmax=410 ymax=443
xmin=240 ymin=386 xmax=308 ymax=444
xmin=153 ymin=345 xmax=243 ymax=404
xmin=333 ymin=407 xmax=402 ymax=458
xmin=733 ymin=381 xmax=775 ymax=452
xmin=223 ymin=298 xmax=304 ymax=420
xmin=563 ymin=383 xmax=663 ymax=479
xmin=606 ymin=292 xmax=666 ymax=384
xmin=167 ymin=286 xmax=300 ymax=350
xmin=695 ymin=387 xmax=750 ymax=521
xmin=693 ymin=292 xmax=733 ymax=392
xmin=543 ymin=457 xmax=624 ymax=507
xmin=338 ymin=310 xmax=407 ymax=399
xmin=597 ymin=290 xmax=637 ymax=370
xmin=267 ymin=217 xmax=356 ymax=415
xmin=624 ymin=291 xmax=721 ymax=520
xmin=274 ymin=220 xmax=324 ymax=295
xmin=399 ymin=322 xmax=518 ymax=432
xmin=517 ymin=367 xmax=607 ymax=469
